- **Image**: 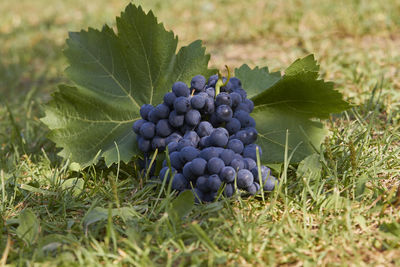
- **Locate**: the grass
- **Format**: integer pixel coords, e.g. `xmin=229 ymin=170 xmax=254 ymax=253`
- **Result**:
xmin=1 ymin=0 xmax=400 ymax=265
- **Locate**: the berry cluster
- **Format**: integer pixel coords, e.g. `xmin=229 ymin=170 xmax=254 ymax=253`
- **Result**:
xmin=133 ymin=74 xmax=277 ymax=202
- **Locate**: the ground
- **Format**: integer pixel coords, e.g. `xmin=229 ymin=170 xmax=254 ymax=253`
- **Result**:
xmin=1 ymin=0 xmax=400 ymax=266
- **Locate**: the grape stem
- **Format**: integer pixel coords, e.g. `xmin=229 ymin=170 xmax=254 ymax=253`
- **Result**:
xmin=215 ymin=65 xmax=231 ymax=98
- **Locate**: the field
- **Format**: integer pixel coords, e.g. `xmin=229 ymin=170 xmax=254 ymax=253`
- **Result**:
xmin=1 ymin=0 xmax=400 ymax=265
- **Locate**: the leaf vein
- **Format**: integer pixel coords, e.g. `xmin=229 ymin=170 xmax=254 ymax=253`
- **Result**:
xmin=76 ymin=39 xmax=140 ymax=109
xmin=53 ymin=107 xmax=138 ymax=124
xmin=130 ymin=19 xmax=154 ymax=104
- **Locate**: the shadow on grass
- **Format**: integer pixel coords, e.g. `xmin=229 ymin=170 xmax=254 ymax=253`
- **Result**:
xmin=0 ymin=36 xmax=68 ymax=170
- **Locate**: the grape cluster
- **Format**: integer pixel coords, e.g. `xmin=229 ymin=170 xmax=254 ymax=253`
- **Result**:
xmin=133 ymin=74 xmax=278 ymax=202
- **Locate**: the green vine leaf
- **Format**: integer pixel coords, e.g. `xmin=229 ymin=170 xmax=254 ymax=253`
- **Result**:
xmin=237 ymin=55 xmax=351 ymax=163
xmin=251 ymin=106 xmax=327 ymax=163
xmin=234 ymin=65 xmax=281 ymax=99
xmin=41 ymin=4 xmax=215 ymax=167
xmin=251 ymin=55 xmax=350 ymax=119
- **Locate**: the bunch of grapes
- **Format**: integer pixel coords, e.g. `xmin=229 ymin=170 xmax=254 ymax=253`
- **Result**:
xmin=132 ymin=73 xmax=278 ymax=202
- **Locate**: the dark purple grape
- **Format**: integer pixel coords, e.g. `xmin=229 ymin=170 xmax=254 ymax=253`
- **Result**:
xmin=139 ymin=122 xmax=155 ymax=139
xmin=183 ymin=131 xmax=200 ymax=147
xmin=196 ymin=176 xmax=209 ymax=192
xmin=225 ymin=77 xmax=242 ymax=91
xmin=237 ymin=169 xmax=254 ymax=189
xmin=147 ymin=109 xmax=159 ymax=123
xmin=234 ymin=110 xmax=251 ymax=128
xmin=132 ymin=119 xmax=146 ymax=134
xmin=199 ymin=92 xmax=209 ymax=98
xmin=167 ymin=141 xmax=179 ymax=152
xmin=216 ymin=105 xmax=233 ymax=122
xmin=220 ymin=166 xmax=236 ymax=183
xmin=156 ymin=119 xmax=173 ymax=137
xmin=204 ymin=97 xmax=215 ymax=114
xmin=172 ymin=81 xmax=190 ymax=97
xmin=191 ymin=94 xmax=206 ymax=109
xmin=243 ymin=117 xmax=256 ymax=128
xmin=182 ymin=162 xmax=194 ymax=180
xmin=206 ymin=87 xmax=215 ymax=98
xmin=180 ymin=124 xmax=195 ymax=135
xmin=174 ymin=97 xmax=191 ymax=114
xmin=243 ymin=144 xmax=262 ymax=161
xmin=163 ymin=92 xmax=176 ymax=107
xmin=199 ymin=136 xmax=210 ymax=148
xmin=209 ymin=113 xmax=221 ymax=127
xmin=179 ymin=146 xmax=200 ymax=163
xmin=251 ymin=165 xmax=271 ymax=183
xmin=168 ymin=110 xmax=184 ymax=128
xmin=170 ymin=151 xmax=183 ymax=170
xmin=207 ymin=157 xmax=225 ymax=174
xmin=233 ymin=153 xmax=243 ymax=161
xmin=209 ymin=128 xmax=228 ymax=147
xmin=244 ymin=158 xmax=257 ymax=170
xmin=185 ymin=109 xmax=201 ymax=126
xmin=220 ymin=149 xmax=234 ymax=165
xmin=216 ymin=92 xmax=232 ymax=107
xmin=154 ymin=103 xmax=170 ymax=119
xmin=227 ymin=139 xmax=244 ymax=154
xmin=244 ymin=99 xmax=254 ymax=113
xmin=234 ymin=130 xmax=248 ymax=144
xmin=165 ymin=132 xmax=182 ymax=144
xmin=235 ymin=102 xmax=251 ymax=113
xmin=245 ymin=127 xmax=258 ymax=144
xmin=226 ymin=118 xmax=241 ymax=135
xmin=199 ymin=147 xmax=219 ymax=161
xmin=263 ymin=176 xmax=278 ymax=191
xmin=224 ymin=183 xmax=235 ymax=197
xmin=191 ymin=75 xmax=206 ymax=91
xmin=196 ymin=121 xmax=213 ymax=138
xmin=230 ymin=158 xmax=245 ymax=171
xmin=207 ymin=74 xmax=218 ymax=87
xmin=159 ymin=166 xmax=176 ymax=183
xmin=137 ymin=136 xmax=151 ymax=152
xmin=233 ymin=88 xmax=247 ymax=100
xmin=215 ymin=147 xmax=224 ymax=155
xmin=220 ymin=128 xmax=229 ymax=137
xmin=190 ymin=158 xmax=207 ymax=176
xmin=219 ymin=77 xmax=228 ymax=92
xmin=208 ymin=174 xmax=222 ymax=192
xmin=171 ymin=173 xmax=188 ymax=191
xmin=177 ymin=139 xmax=193 ymax=151
xmin=151 ymin=136 xmax=165 ymax=151
xmin=247 ymin=182 xmax=260 ymax=195
xmin=230 ymin=92 xmax=242 ymax=108
xmin=192 ymin=188 xmax=204 ymax=203
xmin=159 ymin=166 xmax=168 ymax=182
xmin=202 ymin=192 xmax=216 ymax=202
xmin=140 ymin=104 xmax=154 ymax=120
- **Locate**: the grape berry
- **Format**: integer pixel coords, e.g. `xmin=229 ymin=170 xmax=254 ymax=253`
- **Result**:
xmin=133 ymin=74 xmax=278 ymax=202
